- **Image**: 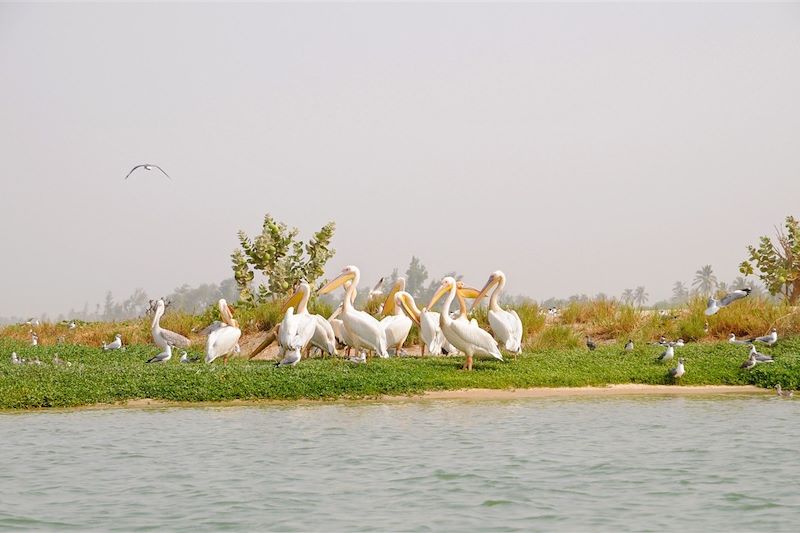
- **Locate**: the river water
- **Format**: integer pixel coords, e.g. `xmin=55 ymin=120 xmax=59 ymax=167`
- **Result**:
xmin=1 ymin=396 xmax=798 ymax=531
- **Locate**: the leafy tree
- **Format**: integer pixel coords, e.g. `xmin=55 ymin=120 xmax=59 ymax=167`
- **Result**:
xmin=692 ymin=265 xmax=717 ymax=297
xmin=232 ymin=214 xmax=336 ymax=303
xmin=671 ymin=281 xmax=688 ymax=304
xmin=405 ymin=256 xmax=429 ymax=300
xmin=633 ymin=286 xmax=649 ymax=307
xmin=740 ymin=215 xmax=800 ymax=303
xmin=621 ymin=288 xmax=634 ymax=305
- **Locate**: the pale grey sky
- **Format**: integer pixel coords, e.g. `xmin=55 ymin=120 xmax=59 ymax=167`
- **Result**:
xmin=1 ymin=2 xmax=799 ymax=318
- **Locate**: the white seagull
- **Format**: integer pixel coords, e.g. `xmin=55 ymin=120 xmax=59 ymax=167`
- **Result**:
xmin=740 ymin=353 xmax=758 ymax=370
xmin=750 ymin=328 xmax=778 ymax=346
xmin=124 ymin=164 xmax=171 ymax=180
xmin=658 ymin=345 xmax=674 ymax=362
xmin=705 ymin=288 xmax=751 ymax=316
xmin=10 ymin=352 xmax=21 ymax=365
xmin=30 ymin=333 xmax=38 ymax=346
xmin=103 ymin=334 xmax=123 ymax=351
xmin=749 ymin=344 xmax=774 ymax=363
xmin=668 ymin=358 xmax=685 ymax=379
xmin=728 ymin=333 xmax=751 ymax=346
xmin=151 ymin=299 xmax=191 ymax=350
xmin=624 ymin=339 xmax=634 ymax=352
xmin=146 ymin=345 xmax=173 ymax=363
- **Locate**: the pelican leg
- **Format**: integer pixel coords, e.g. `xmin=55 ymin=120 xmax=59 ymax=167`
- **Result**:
xmin=462 ymin=354 xmax=474 ymax=371
xmin=420 ymin=344 xmax=424 ymax=357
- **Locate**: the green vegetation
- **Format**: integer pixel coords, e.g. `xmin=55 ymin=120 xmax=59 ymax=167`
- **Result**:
xmin=1 ymin=337 xmax=798 ymax=409
xmin=740 ymin=215 xmax=800 ymax=304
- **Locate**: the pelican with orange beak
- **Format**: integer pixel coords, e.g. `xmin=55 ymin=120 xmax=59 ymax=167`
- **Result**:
xmin=379 ymin=278 xmax=406 ymax=318
xmin=318 ymin=265 xmax=388 ymax=361
xmin=204 ymin=299 xmax=242 ymax=364
xmin=280 ymin=281 xmax=337 ymax=358
xmin=471 ymin=270 xmax=523 ymax=354
xmin=428 ymin=277 xmax=503 ymax=370
xmin=380 ymin=291 xmax=414 ymax=355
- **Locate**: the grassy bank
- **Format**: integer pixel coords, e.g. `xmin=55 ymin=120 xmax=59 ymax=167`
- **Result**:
xmin=1 ymin=337 xmax=798 ymax=409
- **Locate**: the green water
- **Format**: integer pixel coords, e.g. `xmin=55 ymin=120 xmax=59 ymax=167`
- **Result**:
xmin=1 ymin=396 xmax=798 ymax=531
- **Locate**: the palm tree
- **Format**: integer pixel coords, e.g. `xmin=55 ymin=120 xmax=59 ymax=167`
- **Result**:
xmin=633 ymin=286 xmax=649 ymax=307
xmin=671 ymin=281 xmax=688 ymax=304
xmin=621 ymin=288 xmax=634 ymax=305
xmin=692 ymin=265 xmax=718 ymax=297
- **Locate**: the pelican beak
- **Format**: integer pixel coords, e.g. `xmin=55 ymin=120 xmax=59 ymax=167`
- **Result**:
xmin=470 ymin=276 xmax=498 ymax=313
xmin=281 ymin=289 xmax=304 ymax=314
xmin=458 ymin=287 xmax=481 ymax=299
xmin=248 ymin=325 xmax=279 ymax=359
xmin=318 ymin=271 xmax=355 ymax=295
xmin=427 ymin=281 xmax=452 ymax=310
xmin=398 ymin=292 xmax=421 ymax=325
xmin=381 ymin=280 xmax=404 ymax=317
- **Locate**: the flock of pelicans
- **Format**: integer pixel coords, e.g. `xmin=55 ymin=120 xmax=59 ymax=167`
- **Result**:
xmin=7 ymin=268 xmax=795 ymax=395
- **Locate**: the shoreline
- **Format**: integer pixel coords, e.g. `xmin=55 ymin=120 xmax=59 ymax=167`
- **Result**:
xmin=0 ymin=385 xmax=771 ymax=413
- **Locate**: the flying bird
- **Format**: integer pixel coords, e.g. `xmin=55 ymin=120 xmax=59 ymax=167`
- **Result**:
xmin=124 ymin=164 xmax=171 ymax=180
xmin=668 ymin=358 xmax=685 ymax=379
xmin=705 ymin=288 xmax=751 ymax=316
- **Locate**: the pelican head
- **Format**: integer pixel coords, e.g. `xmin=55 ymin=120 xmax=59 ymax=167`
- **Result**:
xmin=427 ymin=277 xmax=457 ymax=310
xmin=218 ymin=299 xmax=239 ymax=328
xmin=282 ymin=281 xmax=310 ymax=313
xmin=381 ymin=278 xmax=407 ymax=316
xmin=471 ymin=270 xmax=506 ymax=312
xmin=318 ymin=265 xmax=360 ymax=295
xmin=395 ymin=291 xmax=421 ymax=325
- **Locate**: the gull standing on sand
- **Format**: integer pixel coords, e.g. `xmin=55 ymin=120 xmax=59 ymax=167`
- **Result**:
xmin=668 ymin=358 xmax=685 ymax=379
xmin=124 ymin=164 xmax=171 ymax=180
xmin=151 ymin=299 xmax=191 ymax=350
xmin=146 ymin=345 xmax=173 ymax=363
xmin=658 ymin=345 xmax=674 ymax=362
xmin=750 ymin=328 xmax=778 ymax=346
xmin=103 ymin=334 xmax=123 ymax=351
xmin=705 ymin=288 xmax=751 ymax=316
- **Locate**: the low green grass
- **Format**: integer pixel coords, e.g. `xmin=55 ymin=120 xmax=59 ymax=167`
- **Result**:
xmin=1 ymin=337 xmax=798 ymax=409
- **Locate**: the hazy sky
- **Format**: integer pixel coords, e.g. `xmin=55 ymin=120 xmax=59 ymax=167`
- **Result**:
xmin=2 ymin=2 xmax=799 ymax=318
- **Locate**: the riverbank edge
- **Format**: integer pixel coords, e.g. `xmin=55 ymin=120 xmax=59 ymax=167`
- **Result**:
xmin=0 ymin=384 xmax=772 ymax=413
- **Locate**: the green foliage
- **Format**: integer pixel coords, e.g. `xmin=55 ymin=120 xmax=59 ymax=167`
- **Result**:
xmin=740 ymin=215 xmax=800 ymax=304
xmin=232 ymin=214 xmax=335 ymax=304
xmin=3 ymin=337 xmax=795 ymax=409
xmin=404 ymin=256 xmax=429 ymax=300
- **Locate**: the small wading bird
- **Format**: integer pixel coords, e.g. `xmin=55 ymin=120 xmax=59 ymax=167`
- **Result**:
xmin=750 ymin=328 xmax=778 ymax=346
xmin=124 ymin=164 xmax=171 ymax=180
xmin=748 ymin=344 xmax=774 ymax=363
xmin=203 ymin=299 xmax=242 ymax=364
xmin=151 ymin=299 xmax=191 ymax=350
xmin=728 ymin=333 xmax=750 ymax=345
xmin=705 ymin=288 xmax=751 ymax=316
xmin=776 ymin=384 xmax=794 ymax=398
xmin=740 ymin=352 xmax=758 ymax=370
xmin=471 ymin=270 xmax=523 ymax=354
xmin=103 ymin=334 xmax=123 ymax=351
xmin=428 ymin=276 xmax=503 ymax=371
xmin=658 ymin=344 xmax=674 ymax=362
xmin=586 ymin=336 xmax=596 ymax=351
xmin=146 ymin=345 xmax=172 ymax=364
xmin=624 ymin=339 xmax=634 ymax=352
xmin=668 ymin=358 xmax=685 ymax=379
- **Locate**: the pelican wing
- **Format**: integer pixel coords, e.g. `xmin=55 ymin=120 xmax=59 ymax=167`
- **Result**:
xmin=445 ymin=319 xmax=503 ymax=360
xmin=420 ymin=311 xmax=443 ymax=354
xmin=158 ymin=328 xmax=191 ymax=348
xmin=343 ymin=309 xmax=387 ymax=356
xmin=311 ymin=314 xmax=337 ymax=355
xmin=205 ymin=325 xmax=242 ymax=363
xmin=381 ymin=315 xmax=412 ymax=349
xmin=488 ymin=309 xmax=523 ymax=352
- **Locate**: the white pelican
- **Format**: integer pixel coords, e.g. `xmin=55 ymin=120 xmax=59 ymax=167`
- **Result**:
xmin=204 ymin=299 xmax=242 ymax=364
xmin=380 ymin=291 xmax=414 ymax=355
xmin=277 ymin=305 xmax=315 ymax=368
xmin=318 ymin=266 xmax=388 ymax=360
xmin=380 ymin=278 xmax=406 ymax=318
xmin=428 ymin=277 xmax=502 ymax=370
xmin=124 ymin=164 xmax=171 ymax=180
xmin=471 ymin=270 xmax=523 ymax=354
xmin=146 ymin=345 xmax=172 ymax=363
xmin=103 ymin=334 xmax=122 ymax=351
xmin=282 ymin=281 xmax=337 ymax=357
xmin=391 ymin=292 xmax=449 ymax=356
xmin=151 ymin=299 xmax=191 ymax=350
